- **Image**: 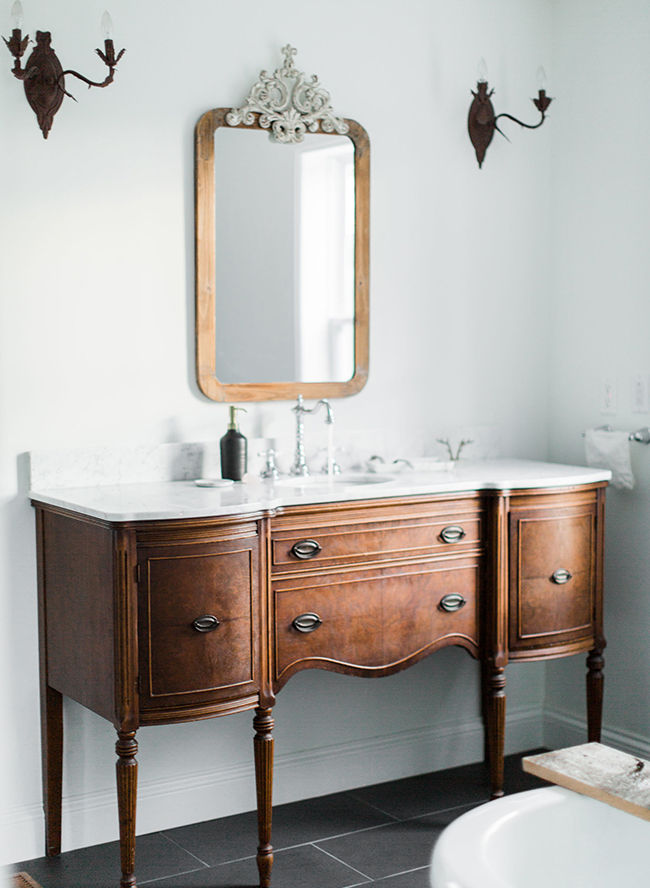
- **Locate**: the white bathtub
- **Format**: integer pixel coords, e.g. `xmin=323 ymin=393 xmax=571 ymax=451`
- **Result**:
xmin=430 ymin=786 xmax=650 ymax=888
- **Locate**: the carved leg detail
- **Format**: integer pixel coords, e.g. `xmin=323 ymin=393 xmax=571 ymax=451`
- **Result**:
xmin=253 ymin=707 xmax=274 ymax=888
xmin=485 ymin=665 xmax=506 ymax=799
xmin=41 ymin=684 xmax=63 ymax=857
xmin=586 ymin=647 xmax=605 ymax=742
xmin=115 ymin=731 xmax=138 ymax=888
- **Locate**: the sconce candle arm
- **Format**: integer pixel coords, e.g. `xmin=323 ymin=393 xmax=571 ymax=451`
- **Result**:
xmin=494 ymin=92 xmax=552 ymax=138
xmin=60 ymin=66 xmax=115 ymax=90
xmin=493 ymin=109 xmax=547 ymax=133
xmin=60 ymin=42 xmax=125 ymax=90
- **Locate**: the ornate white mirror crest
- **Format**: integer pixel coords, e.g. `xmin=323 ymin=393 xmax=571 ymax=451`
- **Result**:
xmin=226 ymin=44 xmax=349 ymax=144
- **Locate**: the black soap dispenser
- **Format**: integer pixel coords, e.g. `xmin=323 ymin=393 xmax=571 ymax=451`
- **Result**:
xmin=220 ymin=406 xmax=248 ymax=481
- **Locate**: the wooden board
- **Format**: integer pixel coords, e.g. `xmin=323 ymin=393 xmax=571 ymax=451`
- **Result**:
xmin=523 ymin=742 xmax=650 ymax=821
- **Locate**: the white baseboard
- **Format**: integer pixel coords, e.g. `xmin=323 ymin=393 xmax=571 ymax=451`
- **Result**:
xmin=11 ymin=706 xmax=645 ymax=866
xmin=543 ymin=707 xmax=650 ymax=760
xmin=1 ymin=705 xmax=543 ymax=865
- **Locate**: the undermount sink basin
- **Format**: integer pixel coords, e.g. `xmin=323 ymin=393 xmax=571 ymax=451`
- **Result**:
xmin=272 ymin=473 xmax=395 ymax=487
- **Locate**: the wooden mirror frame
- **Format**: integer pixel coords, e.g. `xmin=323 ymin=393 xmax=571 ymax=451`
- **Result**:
xmin=195 ymin=109 xmax=369 ymax=402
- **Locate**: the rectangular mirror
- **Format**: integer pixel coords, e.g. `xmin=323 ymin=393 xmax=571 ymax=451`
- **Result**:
xmin=195 ymin=109 xmax=369 ymax=402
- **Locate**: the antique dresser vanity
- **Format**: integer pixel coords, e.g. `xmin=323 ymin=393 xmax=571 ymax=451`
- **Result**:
xmin=30 ymin=46 xmax=610 ymax=888
xmin=31 ymin=462 xmax=608 ymax=888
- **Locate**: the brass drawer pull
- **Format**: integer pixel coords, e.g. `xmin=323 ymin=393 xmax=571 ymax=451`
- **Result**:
xmin=551 ymin=568 xmax=573 ymax=585
xmin=290 ymin=539 xmax=322 ymax=560
xmin=192 ymin=614 xmax=220 ymax=633
xmin=292 ymin=612 xmax=323 ymax=633
xmin=439 ymin=593 xmax=467 ymax=612
xmin=440 ymin=525 xmax=466 ymax=544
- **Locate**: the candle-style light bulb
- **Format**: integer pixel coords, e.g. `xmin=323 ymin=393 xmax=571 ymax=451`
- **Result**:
xmin=11 ymin=0 xmax=24 ymax=30
xmin=477 ymin=57 xmax=488 ymax=83
xmin=100 ymin=10 xmax=113 ymax=40
xmin=536 ymin=66 xmax=547 ymax=91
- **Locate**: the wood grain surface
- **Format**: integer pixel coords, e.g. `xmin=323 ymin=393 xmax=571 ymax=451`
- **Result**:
xmin=523 ymin=743 xmax=650 ymax=821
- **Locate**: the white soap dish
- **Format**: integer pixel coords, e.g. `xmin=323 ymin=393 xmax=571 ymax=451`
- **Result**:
xmin=194 ymin=478 xmax=235 ymax=488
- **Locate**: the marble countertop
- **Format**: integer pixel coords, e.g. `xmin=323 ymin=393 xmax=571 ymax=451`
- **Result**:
xmin=29 ymin=459 xmax=611 ymax=522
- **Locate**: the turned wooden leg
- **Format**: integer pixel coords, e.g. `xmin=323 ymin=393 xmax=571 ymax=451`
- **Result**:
xmin=586 ymin=647 xmax=605 ymax=742
xmin=115 ymin=731 xmax=138 ymax=888
xmin=484 ymin=664 xmax=506 ymax=799
xmin=253 ymin=707 xmax=274 ymax=888
xmin=40 ymin=684 xmax=63 ymax=856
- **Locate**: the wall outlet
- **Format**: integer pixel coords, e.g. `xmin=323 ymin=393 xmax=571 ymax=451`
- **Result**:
xmin=600 ymin=376 xmax=617 ymax=414
xmin=632 ymin=374 xmax=649 ymax=413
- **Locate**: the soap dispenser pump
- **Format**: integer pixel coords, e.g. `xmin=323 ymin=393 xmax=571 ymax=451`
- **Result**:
xmin=220 ymin=406 xmax=248 ymax=481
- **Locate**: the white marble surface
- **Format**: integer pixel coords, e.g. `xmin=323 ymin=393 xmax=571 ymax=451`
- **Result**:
xmin=27 ymin=439 xmax=274 ymax=489
xmin=29 ymin=459 xmax=611 ymax=522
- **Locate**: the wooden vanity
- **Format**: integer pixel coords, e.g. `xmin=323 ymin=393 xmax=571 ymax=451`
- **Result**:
xmin=31 ymin=462 xmax=608 ymax=888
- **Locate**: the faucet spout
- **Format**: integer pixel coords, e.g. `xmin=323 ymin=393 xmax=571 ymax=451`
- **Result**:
xmin=289 ymin=396 xmax=335 ymax=476
xmin=315 ymin=399 xmax=334 ymax=424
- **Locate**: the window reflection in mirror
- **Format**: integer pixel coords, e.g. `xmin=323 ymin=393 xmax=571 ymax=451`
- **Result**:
xmin=213 ymin=129 xmax=355 ymax=385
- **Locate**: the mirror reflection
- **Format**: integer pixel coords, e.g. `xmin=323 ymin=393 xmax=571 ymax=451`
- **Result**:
xmin=214 ymin=129 xmax=355 ymax=384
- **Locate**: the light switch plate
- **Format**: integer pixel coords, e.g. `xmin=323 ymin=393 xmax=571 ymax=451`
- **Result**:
xmin=600 ymin=377 xmax=617 ymax=415
xmin=632 ymin=374 xmax=649 ymax=413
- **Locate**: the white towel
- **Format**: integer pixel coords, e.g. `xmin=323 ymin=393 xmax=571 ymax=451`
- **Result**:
xmin=584 ymin=428 xmax=634 ymax=490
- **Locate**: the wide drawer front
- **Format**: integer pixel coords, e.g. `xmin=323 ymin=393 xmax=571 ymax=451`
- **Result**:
xmin=273 ymin=558 xmax=480 ymax=685
xmin=509 ymin=503 xmax=597 ymax=654
xmin=271 ymin=499 xmax=483 ymax=573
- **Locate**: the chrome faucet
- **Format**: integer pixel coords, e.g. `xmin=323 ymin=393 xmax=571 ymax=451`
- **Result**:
xmin=290 ymin=395 xmax=334 ymax=476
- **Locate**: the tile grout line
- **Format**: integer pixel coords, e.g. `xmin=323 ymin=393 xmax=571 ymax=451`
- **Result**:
xmin=309 ymin=842 xmax=374 ymax=883
xmin=375 ymin=864 xmax=430 ymax=880
xmin=138 ymin=864 xmax=209 ymax=885
xmin=344 ymin=793 xmax=403 ymax=822
xmin=407 ymin=800 xmax=484 ymax=822
xmin=158 ymin=830 xmax=212 ymax=868
xmin=153 ymin=819 xmax=407 ymax=871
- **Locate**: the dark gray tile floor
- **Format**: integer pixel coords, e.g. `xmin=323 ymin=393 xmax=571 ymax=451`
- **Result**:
xmin=11 ymin=750 xmax=546 ymax=888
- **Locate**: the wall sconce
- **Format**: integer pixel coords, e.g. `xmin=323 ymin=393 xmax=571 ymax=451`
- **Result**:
xmin=468 ymin=60 xmax=552 ymax=168
xmin=2 ymin=2 xmax=125 ymax=139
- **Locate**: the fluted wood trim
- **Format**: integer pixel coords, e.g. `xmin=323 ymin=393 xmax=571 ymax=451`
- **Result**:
xmin=115 ymin=731 xmax=138 ymax=888
xmin=35 ymin=508 xmax=63 ymax=858
xmin=114 ymin=528 xmax=138 ymax=732
xmin=253 ymin=708 xmax=274 ymax=888
xmin=485 ymin=665 xmax=506 ymax=798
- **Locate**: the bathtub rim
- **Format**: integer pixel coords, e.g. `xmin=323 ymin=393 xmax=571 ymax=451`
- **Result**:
xmin=430 ymin=784 xmax=649 ymax=888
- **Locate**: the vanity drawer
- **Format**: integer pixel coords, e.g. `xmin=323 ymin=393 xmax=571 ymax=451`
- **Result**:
xmin=271 ymin=497 xmax=483 ymax=573
xmin=272 ymin=558 xmax=480 ymax=686
xmin=136 ymin=525 xmax=260 ymax=716
xmin=508 ymin=494 xmax=598 ymax=657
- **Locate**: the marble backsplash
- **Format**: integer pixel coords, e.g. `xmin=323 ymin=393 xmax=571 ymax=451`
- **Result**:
xmin=27 ymin=440 xmax=272 ymax=490
xmin=26 ymin=424 xmax=503 ymax=491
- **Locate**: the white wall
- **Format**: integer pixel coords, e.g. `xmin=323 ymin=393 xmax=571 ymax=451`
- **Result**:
xmin=544 ymin=0 xmax=650 ymax=757
xmin=0 ymin=0 xmax=554 ymax=863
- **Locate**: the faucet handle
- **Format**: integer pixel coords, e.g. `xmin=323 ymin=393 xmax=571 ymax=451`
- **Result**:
xmin=259 ymin=448 xmax=280 ymax=480
xmin=316 ymin=447 xmax=341 ymax=475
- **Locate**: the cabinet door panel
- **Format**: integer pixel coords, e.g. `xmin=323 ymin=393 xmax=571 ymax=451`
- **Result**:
xmin=137 ymin=533 xmax=260 ymax=716
xmin=509 ymin=500 xmax=597 ymax=656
